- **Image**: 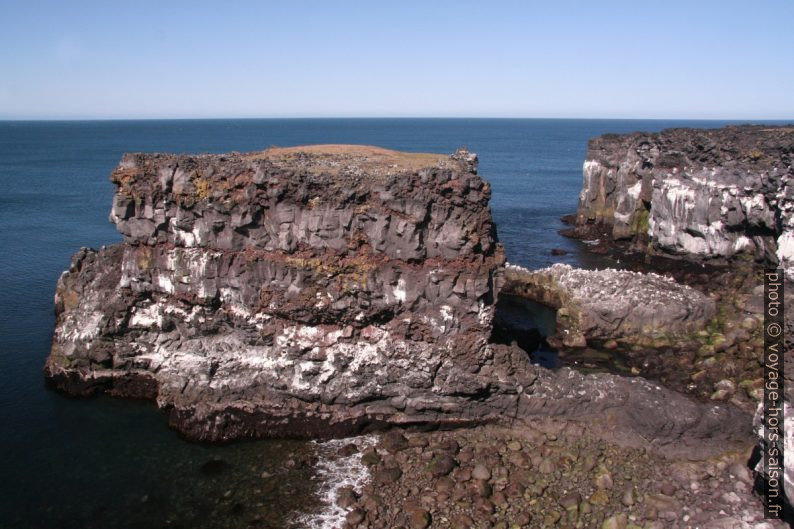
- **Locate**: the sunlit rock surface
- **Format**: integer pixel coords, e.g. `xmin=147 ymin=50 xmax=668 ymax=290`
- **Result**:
xmin=45 ymin=145 xmax=751 ymax=455
xmin=46 ymin=145 xmax=512 ymax=439
xmin=574 ymin=125 xmax=794 ymax=279
xmin=502 ymin=263 xmax=716 ymax=348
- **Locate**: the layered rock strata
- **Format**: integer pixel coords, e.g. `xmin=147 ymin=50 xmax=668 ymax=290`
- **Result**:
xmin=46 ymin=146 xmax=514 ymax=439
xmin=570 ymin=126 xmax=794 ymax=509
xmin=45 ymin=145 xmax=751 ymax=456
xmin=573 ymin=125 xmax=794 ymax=279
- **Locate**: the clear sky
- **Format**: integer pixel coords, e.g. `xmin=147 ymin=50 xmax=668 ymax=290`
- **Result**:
xmin=1 ymin=0 xmax=792 ymax=120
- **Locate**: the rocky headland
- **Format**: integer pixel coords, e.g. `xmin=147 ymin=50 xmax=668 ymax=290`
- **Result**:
xmin=45 ymin=139 xmax=790 ymax=528
xmin=553 ymin=127 xmax=793 ymax=415
xmin=46 ymin=145 xmax=517 ymax=439
xmin=556 ymin=125 xmax=794 ymax=526
xmin=567 ymin=125 xmax=794 ymax=279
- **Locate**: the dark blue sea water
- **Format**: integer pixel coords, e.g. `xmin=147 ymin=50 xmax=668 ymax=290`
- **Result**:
xmin=1 ymin=118 xmax=787 ymax=528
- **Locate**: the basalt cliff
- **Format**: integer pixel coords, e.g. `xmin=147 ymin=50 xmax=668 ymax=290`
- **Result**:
xmin=566 ymin=126 xmax=793 ymax=397
xmin=46 ymin=145 xmax=750 ymax=457
xmin=571 ymin=125 xmax=794 ymax=279
xmin=46 ymin=146 xmax=515 ymax=439
xmin=561 ymin=126 xmax=793 ymax=516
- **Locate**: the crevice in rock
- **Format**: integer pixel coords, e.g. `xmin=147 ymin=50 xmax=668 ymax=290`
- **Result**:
xmin=490 ymin=294 xmax=559 ymax=369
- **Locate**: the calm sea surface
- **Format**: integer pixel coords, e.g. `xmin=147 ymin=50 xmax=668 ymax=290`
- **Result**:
xmin=1 ymin=118 xmax=786 ymax=528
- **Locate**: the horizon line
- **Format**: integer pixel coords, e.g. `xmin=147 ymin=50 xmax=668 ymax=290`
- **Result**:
xmin=1 ymin=115 xmax=793 ymax=123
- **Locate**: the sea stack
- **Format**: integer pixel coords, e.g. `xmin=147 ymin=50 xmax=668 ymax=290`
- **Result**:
xmin=45 ymin=145 xmax=511 ymax=440
xmin=45 ymin=143 xmax=752 ymax=455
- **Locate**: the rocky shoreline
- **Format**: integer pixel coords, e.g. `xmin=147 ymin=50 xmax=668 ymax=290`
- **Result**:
xmin=329 ymin=425 xmax=776 ymax=529
xmin=501 ymin=259 xmax=789 ymax=417
xmin=566 ymin=125 xmax=794 ymax=280
xmin=45 ymin=130 xmax=793 ymax=528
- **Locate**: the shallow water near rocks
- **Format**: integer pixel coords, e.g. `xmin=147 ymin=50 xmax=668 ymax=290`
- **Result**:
xmin=2 ymin=395 xmax=323 ymax=529
xmin=1 ymin=118 xmax=784 ymax=528
xmin=493 ymin=295 xmax=642 ymax=376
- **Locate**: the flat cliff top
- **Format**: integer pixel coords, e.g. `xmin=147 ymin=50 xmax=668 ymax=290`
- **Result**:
xmin=115 ymin=143 xmax=466 ymax=180
xmin=111 ymin=144 xmax=480 ymax=202
xmin=246 ymin=144 xmax=450 ymax=175
xmin=588 ymin=124 xmax=794 ymax=171
xmin=108 ymin=143 xmax=495 ymax=259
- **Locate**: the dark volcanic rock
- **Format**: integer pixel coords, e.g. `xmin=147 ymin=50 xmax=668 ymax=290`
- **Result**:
xmin=357 ymin=426 xmax=788 ymax=529
xmin=502 ymin=262 xmax=716 ymax=347
xmin=45 ymin=145 xmax=512 ymax=440
xmin=428 ymin=454 xmax=457 ymax=477
xmin=572 ymin=125 xmax=794 ymax=279
xmin=525 ymin=367 xmax=750 ymax=459
xmin=45 ymin=144 xmax=753 ymax=457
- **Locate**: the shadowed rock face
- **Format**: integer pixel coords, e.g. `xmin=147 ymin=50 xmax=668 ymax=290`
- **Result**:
xmin=574 ymin=125 xmax=794 ymax=279
xmin=45 ymin=145 xmax=752 ymax=457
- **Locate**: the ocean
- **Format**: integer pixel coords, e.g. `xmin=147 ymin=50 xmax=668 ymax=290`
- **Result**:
xmin=0 ymin=118 xmax=783 ymax=528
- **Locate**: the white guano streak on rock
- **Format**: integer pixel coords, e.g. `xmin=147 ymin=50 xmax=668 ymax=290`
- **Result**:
xmin=393 ymin=277 xmax=407 ymax=303
xmin=627 ymin=180 xmax=642 ymax=200
xmin=581 ymin=160 xmax=603 ymax=204
xmin=777 ymin=232 xmax=794 ymax=280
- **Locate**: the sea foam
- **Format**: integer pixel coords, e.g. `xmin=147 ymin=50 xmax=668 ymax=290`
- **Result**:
xmin=297 ymin=435 xmax=376 ymax=529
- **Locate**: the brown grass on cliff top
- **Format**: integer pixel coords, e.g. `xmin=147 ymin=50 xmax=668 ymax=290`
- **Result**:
xmin=246 ymin=144 xmax=448 ymax=175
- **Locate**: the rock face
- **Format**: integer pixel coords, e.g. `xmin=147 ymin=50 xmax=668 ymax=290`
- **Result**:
xmin=45 ymin=144 xmax=753 ymax=456
xmin=46 ymin=145 xmax=512 ymax=440
xmin=502 ymin=263 xmax=716 ymax=348
xmin=573 ymin=125 xmax=794 ymax=279
xmin=524 ymin=367 xmax=750 ymax=459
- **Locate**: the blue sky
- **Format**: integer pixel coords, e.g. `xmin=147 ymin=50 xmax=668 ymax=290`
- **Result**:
xmin=1 ymin=0 xmax=792 ymax=119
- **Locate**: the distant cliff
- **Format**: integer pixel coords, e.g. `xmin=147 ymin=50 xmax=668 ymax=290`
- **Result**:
xmin=573 ymin=125 xmax=794 ymax=278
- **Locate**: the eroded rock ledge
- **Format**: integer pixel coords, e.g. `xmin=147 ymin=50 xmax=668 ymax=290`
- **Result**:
xmin=46 ymin=145 xmax=750 ymax=457
xmin=570 ymin=125 xmax=794 ymax=279
xmin=502 ymin=263 xmax=716 ymax=349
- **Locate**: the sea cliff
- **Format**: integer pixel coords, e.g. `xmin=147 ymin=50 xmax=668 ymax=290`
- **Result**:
xmin=572 ymin=125 xmax=794 ymax=279
xmin=45 ymin=144 xmax=748 ymax=456
xmin=43 ymin=141 xmax=786 ymax=528
xmin=45 ymin=145 xmax=519 ymax=439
